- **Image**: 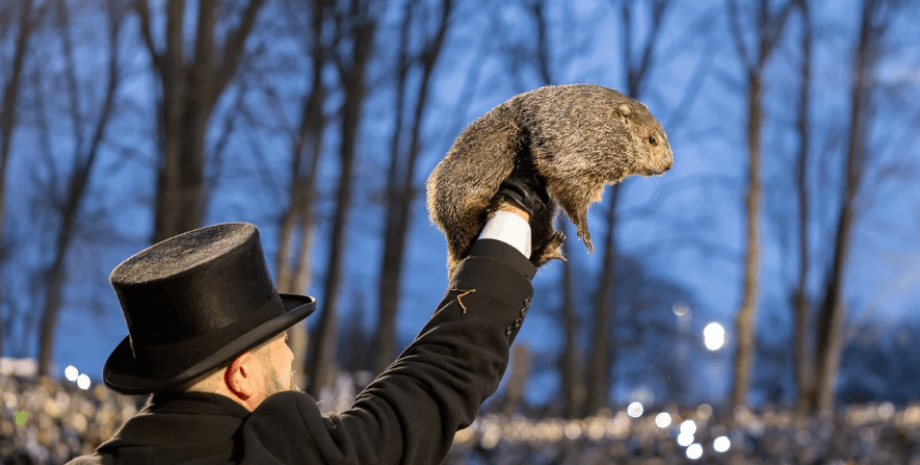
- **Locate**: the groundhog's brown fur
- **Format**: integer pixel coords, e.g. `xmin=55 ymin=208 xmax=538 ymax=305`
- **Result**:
xmin=426 ymin=84 xmax=673 ymax=278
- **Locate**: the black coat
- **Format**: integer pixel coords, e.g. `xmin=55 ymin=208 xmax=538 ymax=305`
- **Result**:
xmin=66 ymin=239 xmax=536 ymax=465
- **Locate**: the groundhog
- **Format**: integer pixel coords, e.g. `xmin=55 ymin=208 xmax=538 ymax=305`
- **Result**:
xmin=426 ymin=84 xmax=673 ymax=278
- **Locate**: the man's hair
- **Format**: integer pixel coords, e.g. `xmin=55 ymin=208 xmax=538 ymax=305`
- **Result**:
xmin=163 ymin=334 xmax=278 ymax=393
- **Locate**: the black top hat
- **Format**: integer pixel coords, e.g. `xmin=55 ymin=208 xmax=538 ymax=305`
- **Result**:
xmin=102 ymin=222 xmax=317 ymax=394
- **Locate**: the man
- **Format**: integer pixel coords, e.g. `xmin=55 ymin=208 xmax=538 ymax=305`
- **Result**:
xmin=67 ymin=176 xmax=553 ymax=464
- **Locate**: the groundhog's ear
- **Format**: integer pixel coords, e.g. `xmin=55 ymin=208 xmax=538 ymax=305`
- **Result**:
xmin=616 ymin=104 xmax=632 ymax=126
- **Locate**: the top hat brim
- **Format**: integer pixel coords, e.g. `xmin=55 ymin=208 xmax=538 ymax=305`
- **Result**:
xmin=102 ymin=293 xmax=317 ymax=395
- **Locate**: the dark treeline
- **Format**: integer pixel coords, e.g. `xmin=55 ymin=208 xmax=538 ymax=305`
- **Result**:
xmin=0 ymin=0 xmax=918 ymax=421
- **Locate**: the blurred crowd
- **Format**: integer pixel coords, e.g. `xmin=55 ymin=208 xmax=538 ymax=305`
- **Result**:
xmin=2 ymin=357 xmax=919 ymax=465
xmin=0 ymin=365 xmax=146 ymax=464
xmin=446 ymin=402 xmax=920 ymax=465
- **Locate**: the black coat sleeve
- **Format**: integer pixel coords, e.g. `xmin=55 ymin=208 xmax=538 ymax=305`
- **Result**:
xmin=235 ymin=240 xmax=536 ymax=465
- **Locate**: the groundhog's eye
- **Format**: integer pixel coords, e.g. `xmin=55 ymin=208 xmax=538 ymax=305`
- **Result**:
xmin=648 ymin=135 xmax=658 ymax=146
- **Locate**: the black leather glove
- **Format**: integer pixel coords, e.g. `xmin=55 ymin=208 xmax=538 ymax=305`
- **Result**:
xmin=494 ymin=175 xmax=549 ymax=219
xmin=486 ymin=164 xmax=565 ymax=267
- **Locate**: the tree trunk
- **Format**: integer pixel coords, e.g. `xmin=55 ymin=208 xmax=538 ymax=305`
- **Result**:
xmin=0 ymin=0 xmax=39 ymax=358
xmin=731 ymin=70 xmax=763 ymax=410
xmin=374 ymin=0 xmax=452 ymax=375
xmin=792 ymin=0 xmax=815 ymax=415
xmin=136 ymin=0 xmax=266 ymax=244
xmin=372 ymin=0 xmax=411 ymax=374
xmin=276 ymin=0 xmax=330 ymax=389
xmin=503 ymin=344 xmax=531 ymax=415
xmin=37 ymin=0 xmax=121 ymax=378
xmin=342 ymin=290 xmax=370 ymax=373
xmin=581 ymin=0 xmax=669 ymax=417
xmin=727 ymin=0 xmax=791 ymax=410
xmin=307 ymin=4 xmax=375 ymax=398
xmin=582 ymin=185 xmax=620 ymax=416
xmin=560 ymin=221 xmax=583 ymax=418
xmin=813 ymin=0 xmax=881 ymax=413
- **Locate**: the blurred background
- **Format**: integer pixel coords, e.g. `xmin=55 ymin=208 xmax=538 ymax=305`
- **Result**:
xmin=0 ymin=0 xmax=918 ymax=463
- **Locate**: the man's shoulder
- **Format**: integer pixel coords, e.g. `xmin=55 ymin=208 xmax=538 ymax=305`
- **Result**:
xmin=248 ymin=389 xmax=317 ymax=422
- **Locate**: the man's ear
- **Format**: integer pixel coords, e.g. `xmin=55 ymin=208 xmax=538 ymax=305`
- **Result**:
xmin=616 ymin=103 xmax=632 ymax=126
xmin=224 ymin=352 xmax=258 ymax=399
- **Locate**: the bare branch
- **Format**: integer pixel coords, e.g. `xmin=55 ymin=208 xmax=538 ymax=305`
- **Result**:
xmin=523 ymin=0 xmax=552 ymax=85
xmin=621 ymin=0 xmax=632 ymax=84
xmin=83 ymin=0 xmax=125 ymax=170
xmin=214 ymin=0 xmax=266 ymax=100
xmin=238 ymin=97 xmax=285 ymax=205
xmin=663 ymin=38 xmax=715 ymax=130
xmin=631 ymin=0 xmax=671 ymax=96
xmin=56 ymin=0 xmax=85 ymax=152
xmin=726 ymin=0 xmax=751 ymax=69
xmin=134 ymin=0 xmax=162 ymax=71
xmin=192 ymin=0 xmax=218 ymax=106
xmin=165 ymin=0 xmax=186 ymax=76
xmin=761 ymin=0 xmax=794 ymax=61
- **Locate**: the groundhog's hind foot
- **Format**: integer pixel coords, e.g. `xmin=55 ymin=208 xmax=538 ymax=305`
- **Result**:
xmin=532 ymin=231 xmax=567 ymax=267
xmin=574 ymin=217 xmax=594 ymax=254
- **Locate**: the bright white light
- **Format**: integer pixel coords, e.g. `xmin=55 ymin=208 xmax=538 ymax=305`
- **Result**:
xmin=627 ymin=402 xmax=644 ymax=418
xmin=677 ymin=431 xmax=694 ymax=446
xmin=64 ymin=366 xmax=79 ymax=382
xmin=714 ymin=435 xmax=731 ymax=452
xmin=655 ymin=412 xmax=672 ymax=428
xmin=703 ymin=322 xmax=726 ymax=351
xmin=76 ymin=374 xmax=91 ymax=390
xmin=680 ymin=419 xmax=697 ymax=435
xmin=686 ymin=443 xmax=703 ymax=460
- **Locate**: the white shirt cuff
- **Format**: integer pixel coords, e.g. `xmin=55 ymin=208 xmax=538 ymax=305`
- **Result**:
xmin=477 ymin=211 xmax=531 ymax=259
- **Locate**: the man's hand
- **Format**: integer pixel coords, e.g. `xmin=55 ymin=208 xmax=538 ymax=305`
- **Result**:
xmin=496 ymin=201 xmax=530 ymax=222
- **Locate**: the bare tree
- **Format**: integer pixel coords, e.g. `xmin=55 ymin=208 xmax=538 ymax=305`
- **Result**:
xmin=726 ymin=0 xmax=792 ymax=410
xmin=0 ymin=0 xmax=48 ymax=358
xmin=559 ymin=222 xmax=583 ymax=418
xmin=135 ymin=0 xmax=267 ymax=243
xmin=274 ymin=0 xmax=335 ymax=388
xmin=812 ymin=0 xmax=897 ymax=413
xmin=307 ymin=0 xmax=377 ymax=398
xmin=374 ymin=0 xmax=454 ymax=375
xmin=36 ymin=0 xmax=126 ymax=378
xmin=791 ymin=0 xmax=815 ymax=415
xmin=582 ymin=0 xmax=671 ymax=417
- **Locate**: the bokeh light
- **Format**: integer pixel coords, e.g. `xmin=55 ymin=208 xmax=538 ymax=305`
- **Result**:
xmin=629 ymin=387 xmax=654 ymax=405
xmin=480 ymin=419 xmax=500 ymax=449
xmin=564 ymin=422 xmax=582 ymax=440
xmin=680 ymin=419 xmax=697 ymax=435
xmin=677 ymin=431 xmax=694 ymax=446
xmin=627 ymin=402 xmax=644 ymax=418
xmin=703 ymin=322 xmax=726 ymax=351
xmin=672 ymin=301 xmax=690 ymax=316
xmin=686 ymin=443 xmax=703 ymax=460
xmin=714 ymin=435 xmax=731 ymax=452
xmin=655 ymin=412 xmax=672 ymax=428
xmin=697 ymin=403 xmax=713 ymax=420
xmin=64 ymin=366 xmax=79 ymax=382
xmin=76 ymin=374 xmax=91 ymax=390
